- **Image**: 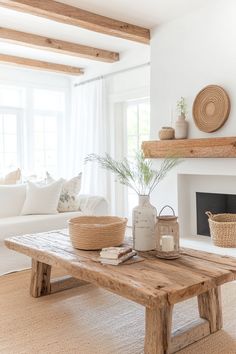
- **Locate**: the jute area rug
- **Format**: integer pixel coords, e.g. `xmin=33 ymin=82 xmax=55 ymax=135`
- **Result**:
xmin=1 ymin=269 xmax=236 ymax=354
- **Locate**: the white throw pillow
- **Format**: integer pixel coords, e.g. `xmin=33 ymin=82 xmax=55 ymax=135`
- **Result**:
xmin=21 ymin=179 xmax=64 ymax=215
xmin=0 ymin=184 xmax=26 ymax=217
xmin=58 ymin=173 xmax=82 ymax=212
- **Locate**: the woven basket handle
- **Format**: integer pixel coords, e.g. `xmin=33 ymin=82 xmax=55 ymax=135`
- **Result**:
xmin=205 ymin=211 xmax=213 ymax=219
xmin=159 ymin=205 xmax=175 ymax=217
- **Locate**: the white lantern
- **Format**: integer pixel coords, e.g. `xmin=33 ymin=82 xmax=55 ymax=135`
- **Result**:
xmin=155 ymin=205 xmax=180 ymax=259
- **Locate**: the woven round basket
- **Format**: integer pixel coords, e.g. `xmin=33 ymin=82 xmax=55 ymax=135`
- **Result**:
xmin=193 ymin=85 xmax=230 ymax=133
xmin=206 ymin=211 xmax=236 ymax=247
xmin=68 ymin=216 xmax=127 ymax=250
xmin=158 ymin=127 xmax=175 ymax=140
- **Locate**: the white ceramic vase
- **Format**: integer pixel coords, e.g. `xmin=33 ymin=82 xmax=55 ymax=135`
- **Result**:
xmin=175 ymin=113 xmax=188 ymax=139
xmin=132 ymin=195 xmax=157 ymax=251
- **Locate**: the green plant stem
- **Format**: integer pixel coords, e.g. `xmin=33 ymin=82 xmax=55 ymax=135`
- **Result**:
xmin=85 ymin=152 xmax=180 ymax=196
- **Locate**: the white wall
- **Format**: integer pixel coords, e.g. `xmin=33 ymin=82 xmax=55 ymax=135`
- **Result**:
xmin=149 ymin=0 xmax=236 ymax=219
xmin=150 ymin=0 xmax=236 ymax=139
xmin=108 ymin=65 xmax=150 ymax=100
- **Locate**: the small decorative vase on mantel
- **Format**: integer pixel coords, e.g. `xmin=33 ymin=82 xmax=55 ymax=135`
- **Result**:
xmin=175 ymin=97 xmax=188 ymax=139
xmin=132 ymin=195 xmax=157 ymax=251
xmin=175 ymin=113 xmax=188 ymax=139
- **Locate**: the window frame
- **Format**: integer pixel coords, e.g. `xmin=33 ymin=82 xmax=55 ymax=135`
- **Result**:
xmin=0 ymin=106 xmax=24 ymax=172
xmin=125 ymin=97 xmax=150 ymax=158
xmin=125 ymin=97 xmax=150 ymax=224
xmin=29 ymin=108 xmax=64 ymax=176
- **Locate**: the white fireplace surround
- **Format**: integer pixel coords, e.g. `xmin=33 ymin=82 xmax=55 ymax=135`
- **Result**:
xmin=150 ymin=158 xmax=236 ymax=257
xmin=178 ymin=173 xmax=236 ymax=239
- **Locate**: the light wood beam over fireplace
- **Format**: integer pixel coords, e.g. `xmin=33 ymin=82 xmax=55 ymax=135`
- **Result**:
xmin=142 ymin=137 xmax=236 ymax=158
xmin=0 ymin=27 xmax=119 ymax=63
xmin=0 ymin=0 xmax=150 ymax=44
xmin=0 ymin=53 xmax=84 ymax=75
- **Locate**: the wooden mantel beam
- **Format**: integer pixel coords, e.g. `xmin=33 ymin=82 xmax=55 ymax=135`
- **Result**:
xmin=0 ymin=27 xmax=119 ymax=63
xmin=0 ymin=0 xmax=150 ymax=44
xmin=0 ymin=53 xmax=84 ymax=75
xmin=142 ymin=137 xmax=236 ymax=158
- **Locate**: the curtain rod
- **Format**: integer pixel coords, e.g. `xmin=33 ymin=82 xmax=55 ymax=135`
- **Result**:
xmin=74 ymin=62 xmax=150 ymax=87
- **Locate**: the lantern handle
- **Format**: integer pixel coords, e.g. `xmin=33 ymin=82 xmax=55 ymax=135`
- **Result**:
xmin=205 ymin=211 xmax=213 ymax=219
xmin=159 ymin=205 xmax=175 ymax=216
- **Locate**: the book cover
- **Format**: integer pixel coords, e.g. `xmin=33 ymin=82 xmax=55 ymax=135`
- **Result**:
xmin=100 ymin=246 xmax=132 ymax=259
xmin=100 ymin=251 xmax=136 ymax=265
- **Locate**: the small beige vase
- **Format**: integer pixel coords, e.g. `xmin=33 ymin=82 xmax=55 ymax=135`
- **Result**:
xmin=132 ymin=195 xmax=157 ymax=251
xmin=175 ymin=113 xmax=188 ymax=139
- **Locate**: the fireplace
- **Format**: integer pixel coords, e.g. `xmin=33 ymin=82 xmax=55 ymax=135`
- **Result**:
xmin=177 ymin=174 xmax=236 ymax=239
xmin=196 ymin=192 xmax=236 ymax=236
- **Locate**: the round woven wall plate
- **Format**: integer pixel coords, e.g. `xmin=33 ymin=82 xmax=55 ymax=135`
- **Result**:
xmin=192 ymin=85 xmax=230 ymax=133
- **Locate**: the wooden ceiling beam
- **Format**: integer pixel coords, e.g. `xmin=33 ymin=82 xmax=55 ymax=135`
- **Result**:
xmin=0 ymin=0 xmax=150 ymax=44
xmin=0 ymin=27 xmax=119 ymax=63
xmin=0 ymin=53 xmax=84 ymax=75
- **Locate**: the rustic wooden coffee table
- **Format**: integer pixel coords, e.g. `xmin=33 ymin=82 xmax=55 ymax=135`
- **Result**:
xmin=5 ymin=230 xmax=236 ymax=354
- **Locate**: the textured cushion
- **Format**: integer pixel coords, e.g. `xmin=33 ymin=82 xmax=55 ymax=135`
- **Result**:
xmin=21 ymin=180 xmax=64 ymax=215
xmin=0 ymin=184 xmax=26 ymax=218
xmin=58 ymin=173 xmax=82 ymax=212
xmin=46 ymin=172 xmax=82 ymax=212
xmin=0 ymin=168 xmax=21 ymax=185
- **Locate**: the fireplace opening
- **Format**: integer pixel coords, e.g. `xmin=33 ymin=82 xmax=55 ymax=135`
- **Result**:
xmin=196 ymin=192 xmax=236 ymax=236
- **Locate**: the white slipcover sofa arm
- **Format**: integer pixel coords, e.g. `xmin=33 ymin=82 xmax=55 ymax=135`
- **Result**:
xmin=77 ymin=195 xmax=109 ymax=216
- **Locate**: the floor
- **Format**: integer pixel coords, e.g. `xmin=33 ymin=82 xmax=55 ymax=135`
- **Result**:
xmin=0 ymin=242 xmax=30 ymax=276
xmin=1 ymin=269 xmax=236 ymax=354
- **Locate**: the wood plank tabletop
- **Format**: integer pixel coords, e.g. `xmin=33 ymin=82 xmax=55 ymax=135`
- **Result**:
xmin=5 ymin=230 xmax=236 ymax=308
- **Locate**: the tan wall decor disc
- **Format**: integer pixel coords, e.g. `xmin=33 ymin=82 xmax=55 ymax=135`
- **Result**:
xmin=193 ymin=85 xmax=230 ymax=133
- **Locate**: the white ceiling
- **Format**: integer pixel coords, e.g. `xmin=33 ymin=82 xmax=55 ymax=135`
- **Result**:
xmin=0 ymin=0 xmax=209 ymax=80
xmin=57 ymin=0 xmax=208 ymax=27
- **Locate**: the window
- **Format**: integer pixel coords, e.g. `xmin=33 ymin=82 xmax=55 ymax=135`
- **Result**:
xmin=126 ymin=98 xmax=150 ymax=222
xmin=33 ymin=113 xmax=58 ymax=176
xmin=0 ymin=86 xmax=24 ymax=108
xmin=33 ymin=89 xmax=65 ymax=112
xmin=0 ymin=109 xmax=22 ymax=173
xmin=127 ymin=99 xmax=150 ymax=158
xmin=0 ymin=84 xmax=66 ymax=177
xmin=31 ymin=89 xmax=65 ymax=176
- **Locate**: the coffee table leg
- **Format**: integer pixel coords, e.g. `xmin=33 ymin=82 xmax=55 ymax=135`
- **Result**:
xmin=30 ymin=259 xmax=51 ymax=298
xmin=198 ymin=286 xmax=223 ymax=333
xmin=145 ymin=304 xmax=173 ymax=354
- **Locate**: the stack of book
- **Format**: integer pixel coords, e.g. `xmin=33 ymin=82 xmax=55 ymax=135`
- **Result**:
xmin=99 ymin=246 xmax=136 ymax=265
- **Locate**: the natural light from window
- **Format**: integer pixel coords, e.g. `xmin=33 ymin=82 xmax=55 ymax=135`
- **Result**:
xmin=0 ymin=112 xmax=19 ymax=171
xmin=126 ymin=98 xmax=150 ymax=222
xmin=0 ymin=84 xmax=66 ymax=178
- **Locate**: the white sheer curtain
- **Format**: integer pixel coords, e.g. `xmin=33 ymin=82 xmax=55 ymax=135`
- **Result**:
xmin=69 ymin=78 xmax=110 ymax=198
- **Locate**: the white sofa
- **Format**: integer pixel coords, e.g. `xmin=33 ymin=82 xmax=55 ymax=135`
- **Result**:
xmin=0 ymin=185 xmax=109 ymax=275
